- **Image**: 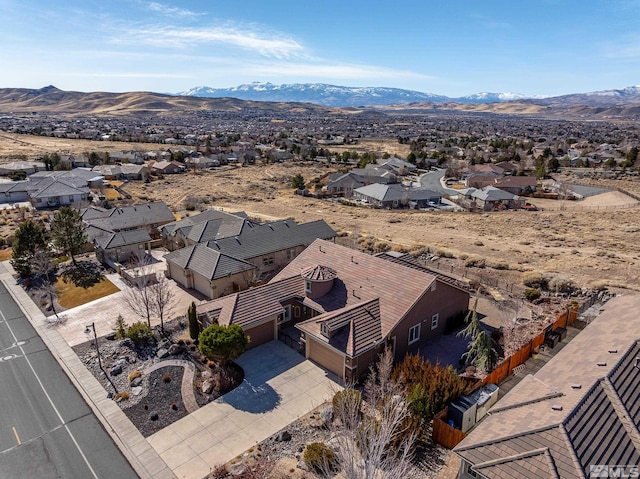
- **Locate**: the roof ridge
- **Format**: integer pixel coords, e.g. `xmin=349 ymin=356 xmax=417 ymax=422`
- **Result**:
xmin=473 ymin=446 xmax=550 ymax=469
xmin=489 ymin=388 xmax=564 ymax=414
xmin=601 ymin=376 xmax=640 ymax=452
xmin=557 ymin=424 xmax=587 ymax=479
xmin=454 ymin=423 xmax=562 ymax=452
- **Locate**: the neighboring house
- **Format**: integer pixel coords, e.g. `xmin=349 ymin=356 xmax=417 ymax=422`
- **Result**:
xmin=119 ymin=164 xmax=150 ymax=181
xmin=326 ymin=171 xmax=396 ymax=198
xmin=151 ymin=160 xmax=184 ymax=175
xmin=27 ymin=177 xmax=91 ymax=208
xmin=454 ymin=294 xmax=640 ymax=479
xmin=458 ymin=186 xmax=524 ymax=211
xmin=0 ymin=181 xmax=31 ymax=203
xmin=164 ymin=243 xmax=257 ymax=299
xmin=83 ymin=201 xmax=175 ymax=240
xmin=160 ymin=209 xmax=249 ymax=251
xmin=376 ymin=156 xmax=418 ymax=176
xmin=0 ymin=161 xmax=46 ymax=176
xmin=93 ymin=228 xmax=152 ymax=266
xmin=197 ymin=239 xmax=469 ymax=382
xmin=353 ymin=183 xmax=441 ymax=208
xmin=465 ymin=173 xmax=500 ymax=189
xmin=492 ymin=176 xmax=537 ymax=195
xmin=166 ymin=217 xmax=337 ymax=296
xmin=31 ymin=168 xmax=104 ymax=189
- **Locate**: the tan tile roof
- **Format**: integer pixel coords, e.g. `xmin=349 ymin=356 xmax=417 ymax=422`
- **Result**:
xmin=455 ymin=294 xmax=640 ymax=479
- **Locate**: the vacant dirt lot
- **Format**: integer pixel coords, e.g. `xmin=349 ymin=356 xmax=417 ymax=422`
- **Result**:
xmin=121 ymin=162 xmax=640 ymax=292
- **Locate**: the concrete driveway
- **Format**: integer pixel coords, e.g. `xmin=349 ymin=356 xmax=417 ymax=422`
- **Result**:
xmin=147 ymin=341 xmax=340 ymax=479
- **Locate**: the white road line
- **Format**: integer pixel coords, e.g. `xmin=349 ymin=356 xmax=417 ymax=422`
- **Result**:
xmin=0 ymin=308 xmax=99 ymax=479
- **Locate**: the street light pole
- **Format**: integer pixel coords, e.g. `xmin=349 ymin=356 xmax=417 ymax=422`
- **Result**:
xmin=85 ymin=322 xmax=118 ymax=394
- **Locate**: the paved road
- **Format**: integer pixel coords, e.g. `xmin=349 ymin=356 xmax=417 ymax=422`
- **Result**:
xmin=419 ymin=169 xmax=459 ymax=195
xmin=0 ymin=283 xmax=139 ymax=479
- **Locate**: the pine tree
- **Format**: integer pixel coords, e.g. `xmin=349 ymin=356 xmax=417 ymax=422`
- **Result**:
xmin=11 ymin=221 xmax=47 ymax=278
xmin=51 ymin=206 xmax=86 ymax=264
xmin=188 ymin=302 xmax=199 ymax=341
xmin=458 ymin=294 xmax=498 ymax=373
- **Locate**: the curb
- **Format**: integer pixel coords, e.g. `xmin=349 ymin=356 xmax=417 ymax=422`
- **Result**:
xmin=0 ymin=262 xmax=177 ymax=479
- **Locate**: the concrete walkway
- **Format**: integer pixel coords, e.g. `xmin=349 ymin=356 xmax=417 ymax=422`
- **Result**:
xmin=146 ymin=359 xmax=199 ymax=414
xmin=148 ymin=341 xmax=341 ymax=479
xmin=0 ymin=262 xmax=177 ymax=479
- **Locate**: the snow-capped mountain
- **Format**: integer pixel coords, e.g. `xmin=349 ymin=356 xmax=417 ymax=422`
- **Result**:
xmin=178 ymin=83 xmax=451 ymax=106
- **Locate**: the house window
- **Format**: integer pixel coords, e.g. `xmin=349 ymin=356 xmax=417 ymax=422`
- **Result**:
xmin=321 ymin=323 xmax=329 ymax=337
xmin=305 ymin=280 xmax=312 ymax=293
xmin=431 ymin=313 xmax=439 ymax=330
xmin=262 ymin=256 xmax=274 ymax=266
xmin=408 ymin=324 xmax=420 ymax=345
xmin=282 ymin=305 xmax=291 ymax=323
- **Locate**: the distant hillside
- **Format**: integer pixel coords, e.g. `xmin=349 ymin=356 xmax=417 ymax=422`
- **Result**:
xmin=0 ymin=86 xmax=338 ymax=116
xmin=2 ymin=85 xmax=640 ymax=119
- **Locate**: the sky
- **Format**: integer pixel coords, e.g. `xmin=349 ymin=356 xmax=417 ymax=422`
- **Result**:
xmin=1 ymin=0 xmax=639 ymax=97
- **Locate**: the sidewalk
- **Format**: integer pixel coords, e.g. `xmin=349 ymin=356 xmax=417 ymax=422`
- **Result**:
xmin=0 ymin=262 xmax=176 ymax=479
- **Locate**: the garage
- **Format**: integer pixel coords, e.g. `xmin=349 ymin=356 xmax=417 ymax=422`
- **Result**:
xmin=244 ymin=320 xmax=276 ymax=349
xmin=307 ymin=337 xmax=345 ymax=380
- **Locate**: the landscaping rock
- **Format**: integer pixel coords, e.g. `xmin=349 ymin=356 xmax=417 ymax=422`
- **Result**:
xmin=168 ymin=344 xmax=183 ymax=355
xmin=201 ymin=378 xmax=214 ymax=394
xmin=105 ymin=332 xmax=116 ymax=341
xmin=275 ymin=430 xmax=291 ymax=442
xmin=156 ymin=348 xmax=169 ymax=359
xmin=110 ymin=364 xmax=123 ymax=376
xmin=131 ymin=386 xmax=143 ymax=396
xmin=149 ymin=412 xmax=159 ymax=421
xmin=119 ymin=338 xmax=134 ymax=348
xmin=229 ymin=463 xmax=247 ymax=476
xmin=320 ymin=406 xmax=333 ymax=426
xmin=201 ymin=370 xmax=212 ymax=379
xmin=297 ymin=460 xmax=308 ymax=471
xmin=130 ymin=377 xmax=143 ymax=388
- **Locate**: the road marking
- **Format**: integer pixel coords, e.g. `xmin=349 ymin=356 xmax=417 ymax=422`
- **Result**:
xmin=12 ymin=426 xmax=21 ymax=445
xmin=0 ymin=308 xmax=100 ymax=479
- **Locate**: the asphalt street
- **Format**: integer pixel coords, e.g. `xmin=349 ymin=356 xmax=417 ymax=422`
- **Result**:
xmin=0 ymin=282 xmax=138 ymax=479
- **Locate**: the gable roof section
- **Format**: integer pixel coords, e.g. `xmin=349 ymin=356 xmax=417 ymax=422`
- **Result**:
xmin=85 ymin=202 xmax=174 ymax=231
xmin=94 ymin=228 xmax=151 ymax=250
xmin=28 ymin=177 xmax=90 ymax=198
xmin=455 ymin=294 xmax=640 ymax=479
xmin=206 ymin=219 xmax=336 ymax=261
xmin=165 ymin=243 xmax=255 ymax=281
xmin=160 ymin=209 xmax=248 ymax=238
xmin=198 ymin=275 xmax=305 ymax=327
xmin=297 ymin=298 xmax=382 ymax=357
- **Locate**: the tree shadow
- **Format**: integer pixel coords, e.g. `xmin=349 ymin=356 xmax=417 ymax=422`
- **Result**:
xmin=60 ymin=260 xmax=103 ymax=288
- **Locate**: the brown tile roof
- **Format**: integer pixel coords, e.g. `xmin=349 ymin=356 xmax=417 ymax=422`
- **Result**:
xmin=455 ymin=294 xmax=640 ymax=479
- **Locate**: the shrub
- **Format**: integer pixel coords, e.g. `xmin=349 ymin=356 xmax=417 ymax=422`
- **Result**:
xmin=548 ymin=276 xmax=575 ymax=294
xmin=464 ymin=255 xmax=486 ymax=268
xmin=198 ymin=324 xmax=249 ymax=367
xmin=522 ymin=271 xmax=548 ymax=290
xmin=114 ymin=315 xmax=127 ymax=340
xmin=128 ymin=370 xmax=141 ymax=382
xmin=524 ymin=288 xmax=541 ymax=301
xmin=114 ymin=392 xmax=130 ymax=401
xmin=170 ymin=402 xmax=178 ymax=410
xmin=185 ymin=203 xmax=196 ymax=211
xmin=162 ymin=373 xmax=171 ymax=383
xmin=332 ymin=389 xmax=362 ymax=415
xmin=303 ymin=442 xmax=336 ymax=473
xmin=126 ymin=321 xmax=152 ymax=345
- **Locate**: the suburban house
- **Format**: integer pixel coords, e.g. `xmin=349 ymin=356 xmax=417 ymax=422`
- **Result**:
xmin=492 ymin=176 xmax=538 ymax=195
xmin=457 ymin=186 xmax=525 ymax=211
xmin=26 ymin=170 xmax=98 ymax=208
xmin=165 ymin=218 xmax=337 ymax=297
xmin=353 ymin=183 xmax=441 ymax=209
xmin=325 ymin=171 xmax=396 ymax=197
xmin=83 ymin=202 xmax=175 ymax=266
xmin=0 ymin=181 xmax=31 ymax=203
xmin=196 ymin=239 xmax=469 ymax=382
xmin=151 ymin=160 xmax=184 ymax=175
xmin=92 ymin=164 xmax=150 ymax=181
xmin=160 ymin=209 xmax=250 ymax=251
xmin=376 ymin=156 xmax=418 ymax=175
xmin=0 ymin=160 xmax=46 ymax=176
xmin=454 ymin=294 xmax=640 ymax=479
xmin=93 ymin=228 xmax=152 ymax=265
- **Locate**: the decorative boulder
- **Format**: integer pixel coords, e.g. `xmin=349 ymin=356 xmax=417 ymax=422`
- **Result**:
xmin=110 ymin=364 xmax=123 ymax=376
xmin=201 ymin=378 xmax=214 ymax=394
xmin=131 ymin=386 xmax=143 ymax=396
xmin=156 ymin=348 xmax=169 ymax=359
xmin=168 ymin=344 xmax=183 ymax=355
xmin=229 ymin=463 xmax=247 ymax=476
xmin=130 ymin=377 xmax=143 ymax=388
xmin=275 ymin=430 xmax=291 ymax=442
xmin=105 ymin=332 xmax=116 ymax=341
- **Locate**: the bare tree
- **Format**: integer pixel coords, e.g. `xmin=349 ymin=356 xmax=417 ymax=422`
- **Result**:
xmin=121 ymin=255 xmax=155 ymax=328
xmin=324 ymin=348 xmax=416 ymax=479
xmin=150 ymin=273 xmax=175 ymax=334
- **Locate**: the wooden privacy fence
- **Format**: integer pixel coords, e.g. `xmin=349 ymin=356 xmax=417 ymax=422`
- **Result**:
xmin=433 ymin=408 xmax=467 ymax=449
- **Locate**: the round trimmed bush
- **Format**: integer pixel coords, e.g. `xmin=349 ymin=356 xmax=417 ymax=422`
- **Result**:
xmin=303 ymin=442 xmax=336 ymax=473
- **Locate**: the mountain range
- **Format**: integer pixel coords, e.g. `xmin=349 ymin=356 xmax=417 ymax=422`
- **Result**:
xmin=178 ymin=82 xmax=543 ymax=107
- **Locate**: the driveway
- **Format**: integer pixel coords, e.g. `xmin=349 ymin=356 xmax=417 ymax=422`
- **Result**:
xmin=147 ymin=341 xmax=340 ymax=479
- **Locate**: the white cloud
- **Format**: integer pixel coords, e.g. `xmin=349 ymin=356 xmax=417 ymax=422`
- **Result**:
xmin=146 ymin=2 xmax=202 ymax=17
xmin=118 ymin=24 xmax=305 ymax=59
